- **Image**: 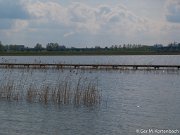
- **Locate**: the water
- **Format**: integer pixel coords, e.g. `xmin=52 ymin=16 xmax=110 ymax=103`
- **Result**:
xmin=1 ymin=55 xmax=180 ymax=65
xmin=0 ymin=56 xmax=180 ymax=135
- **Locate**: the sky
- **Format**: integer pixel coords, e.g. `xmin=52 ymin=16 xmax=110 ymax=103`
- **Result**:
xmin=0 ymin=0 xmax=180 ymax=47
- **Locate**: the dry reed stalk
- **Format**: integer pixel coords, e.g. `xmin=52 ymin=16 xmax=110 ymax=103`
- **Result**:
xmin=0 ymin=69 xmax=101 ymax=107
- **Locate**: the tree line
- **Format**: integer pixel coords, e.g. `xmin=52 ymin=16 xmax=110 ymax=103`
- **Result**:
xmin=0 ymin=41 xmax=180 ymax=52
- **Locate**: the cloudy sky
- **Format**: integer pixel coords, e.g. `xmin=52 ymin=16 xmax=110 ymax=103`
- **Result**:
xmin=0 ymin=0 xmax=180 ymax=47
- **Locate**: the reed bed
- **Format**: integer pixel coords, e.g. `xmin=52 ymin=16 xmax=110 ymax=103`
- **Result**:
xmin=0 ymin=69 xmax=101 ymax=107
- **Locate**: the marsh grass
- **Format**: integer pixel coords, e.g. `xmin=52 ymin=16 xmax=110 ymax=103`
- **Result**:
xmin=0 ymin=69 xmax=101 ymax=107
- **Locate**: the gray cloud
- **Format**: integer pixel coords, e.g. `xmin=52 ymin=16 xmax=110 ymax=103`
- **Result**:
xmin=166 ymin=0 xmax=180 ymax=23
xmin=0 ymin=0 xmax=30 ymax=19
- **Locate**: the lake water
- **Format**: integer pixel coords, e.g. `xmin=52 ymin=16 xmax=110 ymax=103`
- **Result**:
xmin=1 ymin=55 xmax=180 ymax=65
xmin=0 ymin=55 xmax=180 ymax=135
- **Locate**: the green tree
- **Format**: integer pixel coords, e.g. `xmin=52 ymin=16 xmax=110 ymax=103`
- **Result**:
xmin=0 ymin=41 xmax=4 ymax=51
xmin=34 ymin=43 xmax=43 ymax=51
xmin=46 ymin=43 xmax=59 ymax=51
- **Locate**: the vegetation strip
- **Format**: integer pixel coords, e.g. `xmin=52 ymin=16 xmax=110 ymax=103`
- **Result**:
xmin=0 ymin=41 xmax=180 ymax=55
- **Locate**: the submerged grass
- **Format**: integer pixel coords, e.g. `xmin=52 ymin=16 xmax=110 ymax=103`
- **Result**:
xmin=0 ymin=69 xmax=101 ymax=107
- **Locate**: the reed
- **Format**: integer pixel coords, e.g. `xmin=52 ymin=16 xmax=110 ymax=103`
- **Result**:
xmin=0 ymin=69 xmax=101 ymax=107
xmin=26 ymin=85 xmax=37 ymax=102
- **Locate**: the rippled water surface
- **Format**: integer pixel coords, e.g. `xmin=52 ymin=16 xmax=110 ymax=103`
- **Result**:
xmin=0 ymin=56 xmax=180 ymax=135
xmin=1 ymin=55 xmax=180 ymax=65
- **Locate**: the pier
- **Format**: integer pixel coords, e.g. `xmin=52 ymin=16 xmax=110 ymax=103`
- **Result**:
xmin=0 ymin=63 xmax=180 ymax=70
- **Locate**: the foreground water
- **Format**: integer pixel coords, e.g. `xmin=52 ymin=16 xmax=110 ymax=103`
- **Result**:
xmin=0 ymin=56 xmax=180 ymax=135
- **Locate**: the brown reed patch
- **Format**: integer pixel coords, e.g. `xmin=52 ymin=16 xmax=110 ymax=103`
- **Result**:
xmin=0 ymin=69 xmax=101 ymax=107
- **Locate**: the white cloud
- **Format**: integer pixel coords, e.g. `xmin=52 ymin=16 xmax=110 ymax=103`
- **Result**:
xmin=64 ymin=32 xmax=74 ymax=37
xmin=25 ymin=1 xmax=69 ymax=24
xmin=24 ymin=1 xmax=159 ymax=37
xmin=0 ymin=0 xmax=179 ymax=46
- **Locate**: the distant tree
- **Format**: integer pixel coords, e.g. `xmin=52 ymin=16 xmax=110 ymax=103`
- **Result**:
xmin=46 ymin=43 xmax=59 ymax=51
xmin=0 ymin=41 xmax=4 ymax=51
xmin=34 ymin=43 xmax=43 ymax=51
xmin=110 ymin=45 xmax=114 ymax=49
xmin=105 ymin=46 xmax=108 ymax=50
xmin=114 ymin=45 xmax=118 ymax=49
xmin=95 ymin=46 xmax=101 ymax=49
xmin=123 ymin=44 xmax=126 ymax=49
xmin=178 ymin=43 xmax=180 ymax=51
xmin=59 ymin=45 xmax=66 ymax=51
